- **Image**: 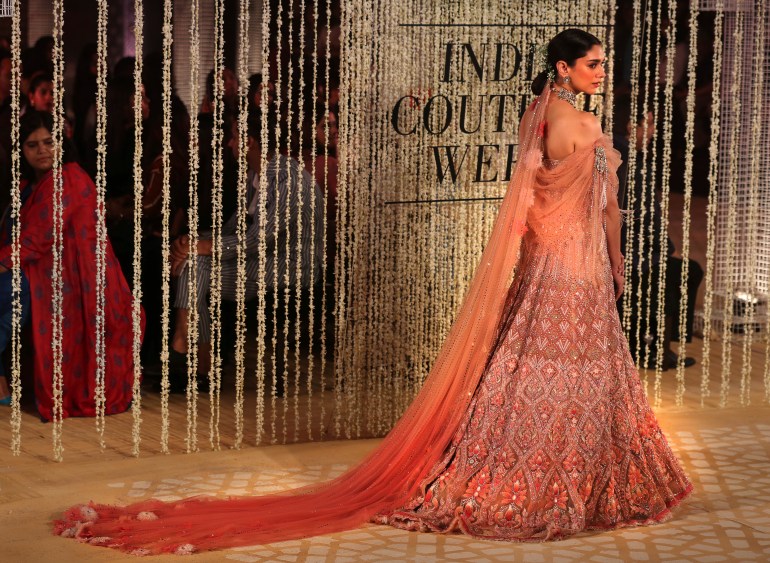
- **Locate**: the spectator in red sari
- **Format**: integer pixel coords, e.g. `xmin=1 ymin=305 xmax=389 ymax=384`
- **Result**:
xmin=0 ymin=111 xmax=142 ymax=420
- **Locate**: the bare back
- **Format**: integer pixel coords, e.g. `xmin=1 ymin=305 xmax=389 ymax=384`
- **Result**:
xmin=541 ymin=97 xmax=602 ymax=160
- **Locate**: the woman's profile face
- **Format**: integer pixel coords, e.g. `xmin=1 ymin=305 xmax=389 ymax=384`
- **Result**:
xmin=561 ymin=44 xmax=606 ymax=96
xmin=22 ymin=126 xmax=55 ymax=177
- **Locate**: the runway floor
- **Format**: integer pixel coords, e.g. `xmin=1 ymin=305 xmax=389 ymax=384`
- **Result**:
xmin=2 ymin=343 xmax=769 ymax=562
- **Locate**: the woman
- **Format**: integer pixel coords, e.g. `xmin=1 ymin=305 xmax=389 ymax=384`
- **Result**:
xmin=54 ymin=30 xmax=691 ymax=553
xmin=0 ymin=111 xmax=141 ymax=420
xmin=26 ymin=72 xmax=53 ymax=113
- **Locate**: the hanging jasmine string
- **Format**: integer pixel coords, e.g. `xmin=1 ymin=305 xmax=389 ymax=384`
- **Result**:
xmin=675 ymin=0 xmax=700 ymax=405
xmin=50 ymin=0 xmax=66 ymax=462
xmin=621 ymin=0 xmax=644 ymax=344
xmin=642 ymin=0 xmax=664 ymax=376
xmin=720 ymin=6 xmax=744 ymax=407
xmin=185 ymin=0 xmax=201 ymax=453
xmin=286 ymin=0 xmax=303 ymax=444
xmin=743 ymin=0 xmax=765 ymax=406
xmin=334 ymin=0 xmax=351 ymax=438
xmin=270 ymin=0 xmax=284 ymax=444
xmin=9 ymin=0 xmax=23 ymax=455
xmin=208 ymin=0 xmax=226 ymax=449
xmin=283 ymin=0 xmax=295 ymax=445
xmin=634 ymin=1 xmax=653 ymax=376
xmin=159 ymin=0 xmax=174 ymax=453
xmin=701 ymin=0 xmax=724 ymax=404
xmin=307 ymin=0 xmax=321 ymax=442
xmin=93 ymin=0 xmax=109 ymax=449
xmin=130 ymin=0 xmax=145 ymax=456
xmin=295 ymin=0 xmax=309 ymax=442
xmin=233 ymin=0 xmax=250 ymax=449
xmin=255 ymin=0 xmax=271 ymax=445
xmin=653 ymin=0 xmax=678 ymax=408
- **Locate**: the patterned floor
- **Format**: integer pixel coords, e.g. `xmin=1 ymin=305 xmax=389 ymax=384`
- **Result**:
xmin=91 ymin=422 xmax=770 ymax=562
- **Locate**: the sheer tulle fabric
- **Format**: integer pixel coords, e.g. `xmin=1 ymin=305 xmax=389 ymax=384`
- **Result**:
xmin=53 ymin=90 xmax=555 ymax=555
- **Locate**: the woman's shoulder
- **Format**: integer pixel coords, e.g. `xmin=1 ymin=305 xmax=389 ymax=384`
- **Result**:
xmin=573 ymin=112 xmax=603 ymax=150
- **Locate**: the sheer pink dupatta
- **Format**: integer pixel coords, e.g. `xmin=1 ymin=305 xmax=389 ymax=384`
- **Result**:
xmin=53 ymin=88 xmax=553 ymax=555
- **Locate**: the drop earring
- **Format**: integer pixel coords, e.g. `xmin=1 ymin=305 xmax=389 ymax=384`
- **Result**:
xmin=564 ymin=75 xmax=570 ymax=84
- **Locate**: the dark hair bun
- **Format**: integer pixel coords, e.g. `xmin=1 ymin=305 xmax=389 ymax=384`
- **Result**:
xmin=530 ymin=29 xmax=602 ymax=96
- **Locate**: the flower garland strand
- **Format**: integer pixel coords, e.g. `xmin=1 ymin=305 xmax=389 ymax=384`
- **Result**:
xmin=633 ymin=2 xmax=653 ymax=374
xmin=159 ymin=0 xmax=174 ymax=453
xmin=255 ymin=0 xmax=271 ymax=445
xmin=270 ymin=0 xmax=284 ymax=444
xmin=643 ymin=0 xmax=664 ymax=375
xmin=307 ymin=0 xmax=321 ymax=442
xmin=50 ymin=0 xmax=66 ymax=461
xmin=701 ymin=0 xmax=724 ymax=404
xmin=720 ymin=5 xmax=745 ymax=407
xmin=621 ymin=0 xmax=644 ymax=342
xmin=744 ymin=0 xmax=766 ymax=406
xmin=653 ymin=0 xmax=678 ymax=408
xmin=334 ymin=0 xmax=352 ymax=438
xmin=93 ymin=0 xmax=109 ymax=449
xmin=283 ymin=0 xmax=295 ymax=445
xmin=234 ymin=0 xmax=251 ymax=448
xmin=674 ymin=0 xmax=700 ymax=405
xmin=185 ymin=0 xmax=201 ymax=452
xmin=130 ymin=0 xmax=145 ymax=457
xmin=9 ymin=0 xmax=23 ymax=455
xmin=295 ymin=0 xmax=310 ymax=442
xmin=208 ymin=0 xmax=226 ymax=450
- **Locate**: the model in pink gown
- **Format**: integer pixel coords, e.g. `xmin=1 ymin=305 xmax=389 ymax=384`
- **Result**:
xmin=375 ymin=136 xmax=693 ymax=539
xmin=53 ymin=84 xmax=691 ymax=555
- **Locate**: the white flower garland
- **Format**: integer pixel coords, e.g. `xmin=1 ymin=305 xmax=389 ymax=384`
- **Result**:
xmin=653 ymin=0 xmax=678 ymax=408
xmin=745 ymin=0 xmax=765 ymax=406
xmin=283 ymin=0 xmax=295 ymax=445
xmin=234 ymin=0 xmax=251 ymax=448
xmin=701 ymin=0 xmax=724 ymax=405
xmin=131 ymin=0 xmax=145 ymax=456
xmin=159 ymin=0 xmax=174 ymax=452
xmin=674 ymin=0 xmax=700 ymax=405
xmin=307 ymin=0 xmax=321 ymax=442
xmin=294 ymin=0 xmax=309 ymax=443
xmin=9 ymin=0 xmax=23 ymax=455
xmin=51 ymin=0 xmax=66 ymax=461
xmin=185 ymin=0 xmax=201 ymax=453
xmin=270 ymin=0 xmax=284 ymax=444
xmin=720 ymin=5 xmax=744 ymax=407
xmin=208 ymin=0 xmax=226 ymax=450
xmin=93 ymin=0 xmax=109 ymax=448
xmin=254 ymin=0 xmax=271 ymax=445
xmin=631 ymin=4 xmax=660 ymax=378
xmin=621 ymin=0 xmax=644 ymax=341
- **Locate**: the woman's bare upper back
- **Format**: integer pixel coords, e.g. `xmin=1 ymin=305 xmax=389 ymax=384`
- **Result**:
xmin=541 ymin=98 xmax=602 ymax=161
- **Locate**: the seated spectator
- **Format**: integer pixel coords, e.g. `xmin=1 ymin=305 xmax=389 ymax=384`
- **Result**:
xmin=26 ymin=72 xmax=53 ymax=113
xmin=167 ymin=113 xmax=324 ymax=393
xmin=247 ymin=72 xmax=276 ymax=114
xmin=0 ymin=111 xmax=142 ymax=419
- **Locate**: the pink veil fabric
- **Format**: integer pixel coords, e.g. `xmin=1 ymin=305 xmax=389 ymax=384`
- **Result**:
xmin=55 ymin=87 xmax=558 ymax=555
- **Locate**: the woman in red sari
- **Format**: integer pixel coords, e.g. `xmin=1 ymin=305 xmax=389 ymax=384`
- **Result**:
xmin=0 ymin=110 xmax=140 ymax=421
